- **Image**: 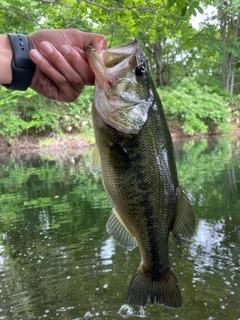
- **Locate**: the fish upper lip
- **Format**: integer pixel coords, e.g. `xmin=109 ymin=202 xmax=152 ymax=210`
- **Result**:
xmin=86 ymin=38 xmax=138 ymax=54
xmin=105 ymin=38 xmax=138 ymax=52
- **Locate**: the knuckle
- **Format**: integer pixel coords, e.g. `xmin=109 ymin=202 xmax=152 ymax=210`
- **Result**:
xmin=54 ymin=54 xmax=65 ymax=65
xmin=58 ymin=76 xmax=69 ymax=86
xmin=65 ymin=92 xmax=78 ymax=102
xmin=71 ymin=78 xmax=83 ymax=87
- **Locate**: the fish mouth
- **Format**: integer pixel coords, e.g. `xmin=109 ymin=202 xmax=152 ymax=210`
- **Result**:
xmin=87 ymin=39 xmax=149 ymax=134
xmin=86 ymin=38 xmax=139 ymax=89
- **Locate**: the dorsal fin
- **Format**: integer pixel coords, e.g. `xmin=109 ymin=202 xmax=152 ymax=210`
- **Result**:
xmin=106 ymin=208 xmax=138 ymax=251
xmin=172 ymin=187 xmax=196 ymax=244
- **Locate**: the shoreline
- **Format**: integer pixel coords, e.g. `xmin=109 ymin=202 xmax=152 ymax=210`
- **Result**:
xmin=0 ymin=121 xmax=239 ymax=159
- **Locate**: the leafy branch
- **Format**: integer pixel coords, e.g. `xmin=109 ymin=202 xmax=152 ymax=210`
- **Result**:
xmin=0 ymin=5 xmax=43 ymax=28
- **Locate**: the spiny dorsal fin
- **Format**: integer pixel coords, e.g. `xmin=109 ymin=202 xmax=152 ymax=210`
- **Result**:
xmin=172 ymin=187 xmax=196 ymax=245
xmin=106 ymin=208 xmax=138 ymax=251
xmin=90 ymin=146 xmax=101 ymax=174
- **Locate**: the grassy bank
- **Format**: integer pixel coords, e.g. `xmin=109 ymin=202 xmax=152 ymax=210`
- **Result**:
xmin=0 ymin=78 xmax=239 ymax=153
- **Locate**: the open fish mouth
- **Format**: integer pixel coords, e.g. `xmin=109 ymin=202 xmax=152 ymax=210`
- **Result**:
xmin=86 ymin=39 xmax=150 ymax=134
xmin=86 ymin=38 xmax=139 ymax=90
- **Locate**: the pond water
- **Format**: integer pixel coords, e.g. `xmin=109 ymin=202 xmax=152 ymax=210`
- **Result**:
xmin=0 ymin=136 xmax=239 ymax=320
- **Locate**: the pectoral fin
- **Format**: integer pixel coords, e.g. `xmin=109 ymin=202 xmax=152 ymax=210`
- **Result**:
xmin=90 ymin=146 xmax=101 ymax=174
xmin=106 ymin=208 xmax=138 ymax=250
xmin=172 ymin=187 xmax=196 ymax=245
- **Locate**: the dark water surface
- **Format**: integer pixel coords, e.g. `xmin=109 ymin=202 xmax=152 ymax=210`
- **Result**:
xmin=0 ymin=136 xmax=239 ymax=320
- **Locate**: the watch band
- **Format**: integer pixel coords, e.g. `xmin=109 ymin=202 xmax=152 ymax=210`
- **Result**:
xmin=4 ymin=33 xmax=36 ymax=91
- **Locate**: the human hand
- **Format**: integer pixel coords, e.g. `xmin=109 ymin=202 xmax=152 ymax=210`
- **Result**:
xmin=28 ymin=29 xmax=107 ymax=101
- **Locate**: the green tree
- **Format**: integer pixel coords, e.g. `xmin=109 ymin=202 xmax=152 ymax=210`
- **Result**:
xmin=0 ymin=0 xmax=235 ymax=138
xmin=217 ymin=0 xmax=240 ymax=93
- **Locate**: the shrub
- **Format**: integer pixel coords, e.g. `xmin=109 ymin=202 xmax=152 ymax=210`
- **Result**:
xmin=225 ymin=94 xmax=240 ymax=125
xmin=0 ymin=86 xmax=94 ymax=140
xmin=158 ymin=78 xmax=230 ymax=135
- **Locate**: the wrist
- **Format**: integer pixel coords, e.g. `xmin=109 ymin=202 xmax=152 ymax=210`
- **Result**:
xmin=0 ymin=35 xmax=13 ymax=84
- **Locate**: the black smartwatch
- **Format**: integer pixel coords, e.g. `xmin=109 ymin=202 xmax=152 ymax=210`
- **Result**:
xmin=3 ymin=33 xmax=36 ymax=91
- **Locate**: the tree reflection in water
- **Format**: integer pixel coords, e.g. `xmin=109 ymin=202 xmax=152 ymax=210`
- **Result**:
xmin=0 ymin=136 xmax=239 ymax=320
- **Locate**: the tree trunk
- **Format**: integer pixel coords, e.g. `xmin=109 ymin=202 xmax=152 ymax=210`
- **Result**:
xmin=218 ymin=0 xmax=240 ymax=94
xmin=154 ymin=41 xmax=164 ymax=87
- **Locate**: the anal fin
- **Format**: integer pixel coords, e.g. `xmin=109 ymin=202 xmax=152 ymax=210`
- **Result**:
xmin=106 ymin=208 xmax=138 ymax=251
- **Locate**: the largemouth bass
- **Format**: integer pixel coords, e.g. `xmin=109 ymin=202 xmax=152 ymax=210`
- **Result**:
xmin=86 ymin=39 xmax=195 ymax=308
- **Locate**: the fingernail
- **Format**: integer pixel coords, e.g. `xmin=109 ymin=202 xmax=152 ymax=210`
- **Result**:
xmin=30 ymin=49 xmax=42 ymax=62
xmin=41 ymin=42 xmax=53 ymax=54
xmin=59 ymin=45 xmax=70 ymax=56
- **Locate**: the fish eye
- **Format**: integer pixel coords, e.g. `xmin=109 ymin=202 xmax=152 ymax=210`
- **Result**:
xmin=135 ymin=65 xmax=145 ymax=77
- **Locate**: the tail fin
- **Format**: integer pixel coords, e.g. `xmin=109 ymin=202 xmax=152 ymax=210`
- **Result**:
xmin=127 ymin=267 xmax=182 ymax=308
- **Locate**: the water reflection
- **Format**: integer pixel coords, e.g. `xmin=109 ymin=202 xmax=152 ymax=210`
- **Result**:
xmin=191 ymin=219 xmax=226 ymax=273
xmin=0 ymin=137 xmax=239 ymax=319
xmin=97 ymin=237 xmax=115 ymax=267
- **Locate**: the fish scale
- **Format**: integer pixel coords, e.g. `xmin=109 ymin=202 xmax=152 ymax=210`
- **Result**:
xmin=87 ymin=38 xmax=195 ymax=308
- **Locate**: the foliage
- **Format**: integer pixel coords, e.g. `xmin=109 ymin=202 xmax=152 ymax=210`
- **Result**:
xmin=0 ymin=86 xmax=94 ymax=140
xmin=158 ymin=78 xmax=230 ymax=135
xmin=58 ymin=86 xmax=94 ymax=134
xmin=225 ymin=94 xmax=240 ymax=125
xmin=167 ymin=0 xmax=204 ymax=16
xmin=0 ymin=0 xmax=238 ymax=139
